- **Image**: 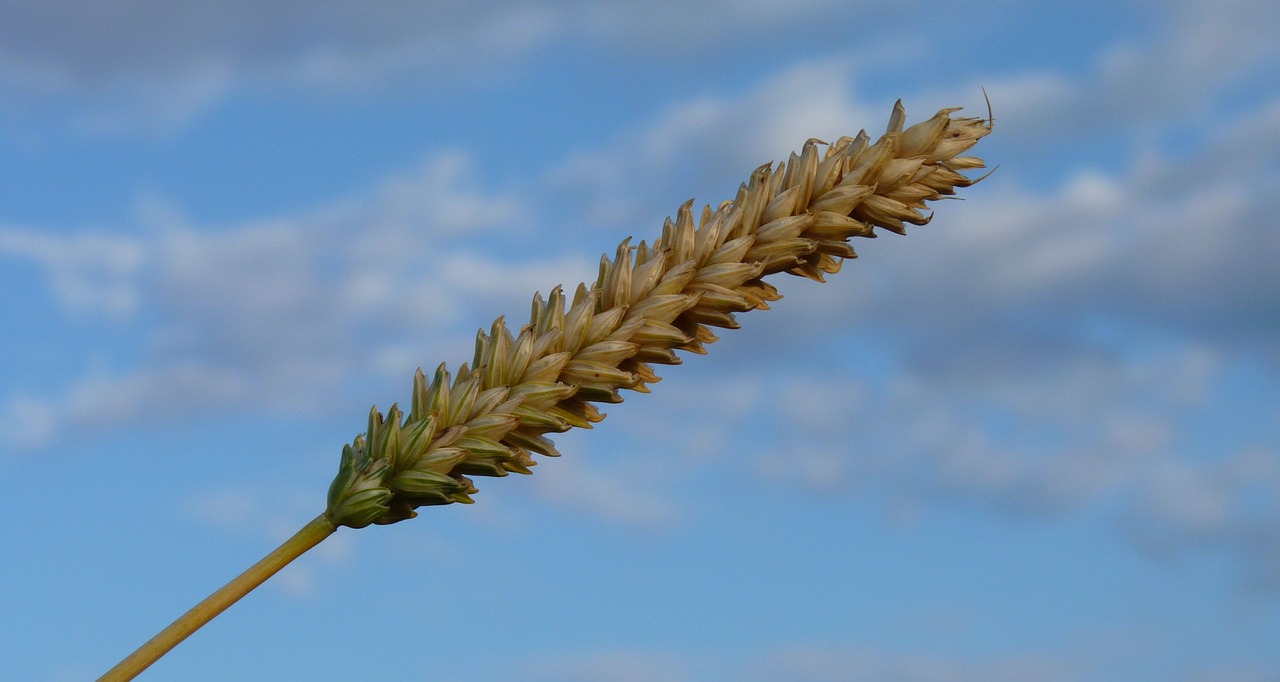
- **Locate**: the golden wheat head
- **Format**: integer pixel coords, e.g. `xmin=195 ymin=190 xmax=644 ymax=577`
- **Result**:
xmin=325 ymin=99 xmax=993 ymax=528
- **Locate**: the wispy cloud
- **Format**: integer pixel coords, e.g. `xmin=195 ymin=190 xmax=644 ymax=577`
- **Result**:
xmin=2 ymin=2 xmax=1276 ymax=580
xmin=930 ymin=0 xmax=1280 ymax=156
xmin=523 ymin=649 xmax=690 ymax=682
xmin=0 ymin=0 xmax=881 ymax=134
xmin=521 ymin=643 xmax=1079 ymax=682
xmin=0 ymin=226 xmax=146 ymax=318
xmin=0 ymin=148 xmax=543 ymax=449
xmin=754 ymin=645 xmax=1076 ymax=682
xmin=738 ymin=347 xmax=1280 ymax=586
xmin=529 ymin=452 xmax=685 ymax=528
xmin=546 ymin=57 xmax=884 ymax=234
xmin=0 ymin=2 xmax=563 ymax=131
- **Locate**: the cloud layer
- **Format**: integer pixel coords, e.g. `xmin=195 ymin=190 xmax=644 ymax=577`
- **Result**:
xmin=4 ymin=2 xmax=1278 ymax=586
xmin=2 ymin=3 xmax=1279 ymax=679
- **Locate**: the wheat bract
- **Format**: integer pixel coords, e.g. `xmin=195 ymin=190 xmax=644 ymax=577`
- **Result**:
xmin=326 ymin=100 xmax=993 ymax=529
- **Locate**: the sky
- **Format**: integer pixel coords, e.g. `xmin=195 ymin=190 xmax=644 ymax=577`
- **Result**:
xmin=1 ymin=1 xmax=1278 ymax=680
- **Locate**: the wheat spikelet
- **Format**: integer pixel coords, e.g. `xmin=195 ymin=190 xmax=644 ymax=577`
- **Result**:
xmin=326 ymin=100 xmax=992 ymax=528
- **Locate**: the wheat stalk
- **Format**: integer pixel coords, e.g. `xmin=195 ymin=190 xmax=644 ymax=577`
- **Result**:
xmin=102 ymin=99 xmax=991 ymax=680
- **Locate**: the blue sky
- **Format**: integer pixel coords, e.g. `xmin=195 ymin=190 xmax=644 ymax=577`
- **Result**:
xmin=2 ymin=1 xmax=1278 ymax=680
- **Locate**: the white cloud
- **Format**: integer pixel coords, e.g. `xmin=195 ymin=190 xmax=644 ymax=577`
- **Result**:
xmin=365 ymin=151 xmax=524 ymax=238
xmin=530 ymin=452 xmax=683 ymax=528
xmin=907 ymin=0 xmax=1279 ymax=176
xmin=0 ymin=0 xmax=854 ymax=93
xmin=737 ymin=348 xmax=1280 ymax=586
xmin=0 ymin=395 xmax=59 ymax=452
xmin=1125 ymin=447 xmax=1280 ymax=586
xmin=0 ymin=2 xmax=566 ymax=129
xmin=524 ymin=649 xmax=690 ymax=682
xmin=522 ymin=643 xmax=1078 ymax=682
xmin=755 ymin=645 xmax=1075 ymax=682
xmin=1 ymin=363 xmax=255 ymax=449
xmin=182 ymin=486 xmax=259 ymax=531
xmin=1 ymin=0 xmax=1274 ymax=137
xmin=0 ymin=0 xmax=876 ymax=133
xmin=0 ymin=226 xmax=146 ymax=318
xmin=0 ymin=148 xmax=541 ymax=449
xmin=270 ymin=562 xmax=316 ymax=597
xmin=547 ymin=57 xmax=884 ymax=234
xmin=1102 ymin=0 xmax=1279 ymax=104
xmin=67 ymin=60 xmax=235 ymax=135
xmin=724 ymin=87 xmax=1280 ymax=380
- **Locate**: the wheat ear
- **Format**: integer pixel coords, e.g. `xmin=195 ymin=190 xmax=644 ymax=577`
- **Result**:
xmin=102 ymin=100 xmax=991 ymax=681
xmin=325 ymin=99 xmax=992 ymax=528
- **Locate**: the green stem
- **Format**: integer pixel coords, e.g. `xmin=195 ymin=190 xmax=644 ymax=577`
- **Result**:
xmin=99 ymin=513 xmax=337 ymax=681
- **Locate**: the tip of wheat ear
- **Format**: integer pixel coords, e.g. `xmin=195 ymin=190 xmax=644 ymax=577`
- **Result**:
xmin=325 ymin=100 xmax=992 ymax=528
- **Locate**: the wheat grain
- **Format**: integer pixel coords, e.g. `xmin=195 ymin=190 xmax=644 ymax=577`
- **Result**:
xmin=325 ymin=100 xmax=992 ymax=528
